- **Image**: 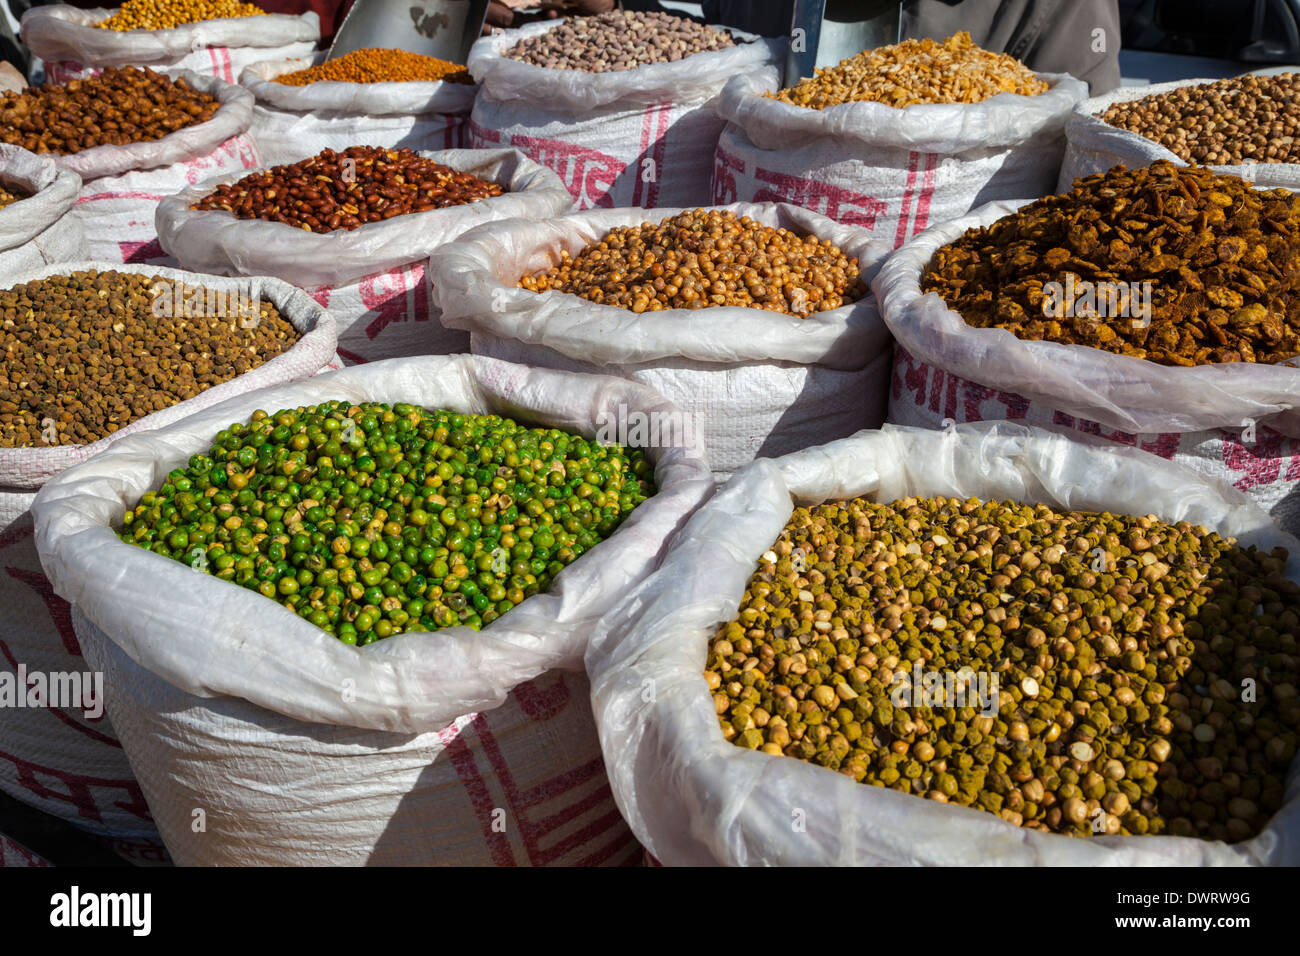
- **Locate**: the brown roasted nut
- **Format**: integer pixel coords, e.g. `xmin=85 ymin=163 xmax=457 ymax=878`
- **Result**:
xmin=0 ymin=68 xmax=219 ymax=155
xmin=920 ymin=160 xmax=1300 ymax=366
xmin=0 ymin=182 xmax=29 ymax=209
xmin=190 ymin=146 xmax=503 ymax=233
xmin=518 ymin=208 xmax=865 ymax=317
xmin=1100 ymin=74 xmax=1300 ymax=166
xmin=504 ymin=10 xmax=733 ymax=73
xmin=771 ymin=32 xmax=1047 ymax=110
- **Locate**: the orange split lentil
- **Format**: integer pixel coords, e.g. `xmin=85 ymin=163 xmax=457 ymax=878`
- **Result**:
xmin=274 ymin=48 xmax=472 ymax=85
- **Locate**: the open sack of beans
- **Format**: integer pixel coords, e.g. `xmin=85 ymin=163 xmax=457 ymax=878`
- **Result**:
xmin=713 ymin=33 xmax=1086 ymax=247
xmin=875 ymin=160 xmax=1300 ymax=536
xmin=31 ymin=355 xmax=713 ymax=865
xmin=466 ymin=12 xmax=781 ymax=210
xmin=588 ymin=420 xmax=1300 ymax=864
xmin=20 ymin=3 xmax=319 ymax=84
xmin=430 ymin=202 xmax=893 ymax=478
xmin=239 ymin=49 xmax=479 ymax=167
xmin=1060 ymin=74 xmax=1300 ymax=193
xmin=0 ymin=261 xmax=337 ymax=864
xmin=158 ymin=146 xmax=573 ymax=364
xmin=0 ymin=144 xmax=86 ymax=272
xmin=1 ymin=67 xmax=261 ymax=264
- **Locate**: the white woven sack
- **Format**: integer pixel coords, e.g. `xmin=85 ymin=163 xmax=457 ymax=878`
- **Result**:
xmin=1058 ymin=78 xmax=1300 ymax=193
xmin=158 ymin=148 xmax=573 ymax=363
xmin=57 ymin=71 xmax=258 ymax=264
xmin=712 ymin=71 xmax=1087 ymax=247
xmin=0 ymin=145 xmax=86 ymax=273
xmin=873 ymin=198 xmax=1300 ymax=535
xmin=587 ymin=420 xmax=1300 ymax=865
xmin=21 ymin=6 xmax=319 ymax=83
xmin=429 ymin=201 xmax=894 ymax=477
xmin=466 ymin=22 xmax=782 ymax=210
xmin=0 ymin=261 xmax=336 ymax=856
xmin=32 ymin=354 xmax=712 ymax=865
xmin=240 ymin=54 xmax=478 ymax=166
xmin=0 ymin=832 xmax=50 ymax=867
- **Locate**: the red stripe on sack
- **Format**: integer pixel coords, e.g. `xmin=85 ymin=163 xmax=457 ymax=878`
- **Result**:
xmin=631 ymin=102 xmax=671 ymax=208
xmin=443 ymin=721 xmax=518 ymax=867
xmin=512 ymin=671 xmax=571 ymax=722
xmin=534 ymin=802 xmax=627 ymax=865
xmin=0 ymin=520 xmax=33 ymax=551
xmin=4 ymin=567 xmax=82 ymax=657
xmin=0 ymin=629 xmax=122 ymax=747
xmin=570 ymin=824 xmax=642 ymax=867
xmin=893 ymin=151 xmax=920 ymax=249
xmin=0 ymin=746 xmax=150 ymax=824
xmin=517 ymin=756 xmax=604 ymax=805
xmin=76 ymin=192 xmax=166 ymax=204
xmin=911 ymin=153 xmax=939 ymax=235
xmin=334 ymin=347 xmax=368 ymax=365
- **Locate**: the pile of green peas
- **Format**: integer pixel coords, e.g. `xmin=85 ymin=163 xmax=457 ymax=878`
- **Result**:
xmin=119 ymin=400 xmax=656 ymax=644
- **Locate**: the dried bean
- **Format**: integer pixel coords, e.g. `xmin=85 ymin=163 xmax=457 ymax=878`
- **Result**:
xmin=504 ymin=10 xmax=733 ymax=73
xmin=97 ymin=0 xmax=265 ymax=30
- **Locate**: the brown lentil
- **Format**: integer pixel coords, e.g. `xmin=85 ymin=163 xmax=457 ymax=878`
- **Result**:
xmin=96 ymin=0 xmax=266 ymax=31
xmin=771 ymin=32 xmax=1048 ymax=110
xmin=0 ymin=68 xmax=219 ymax=155
xmin=921 ymin=160 xmax=1300 ymax=366
xmin=274 ymin=48 xmax=472 ymax=86
xmin=0 ymin=270 xmax=299 ymax=447
xmin=504 ymin=10 xmax=733 ymax=73
xmin=1100 ymin=74 xmax=1300 ymax=167
xmin=707 ymin=495 xmax=1300 ymax=841
xmin=190 ymin=146 xmax=504 ymax=233
xmin=518 ymin=209 xmax=865 ymax=317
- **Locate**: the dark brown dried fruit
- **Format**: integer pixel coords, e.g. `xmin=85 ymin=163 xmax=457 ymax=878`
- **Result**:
xmin=920 ymin=161 xmax=1300 ymax=366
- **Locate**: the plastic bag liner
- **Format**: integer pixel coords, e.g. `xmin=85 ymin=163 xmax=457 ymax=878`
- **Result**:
xmin=240 ymin=53 xmax=478 ymax=117
xmin=20 ymin=6 xmax=320 ymax=71
xmin=586 ymin=420 xmax=1300 ymax=865
xmin=872 ymin=198 xmax=1300 ymax=438
xmin=719 ymin=70 xmax=1086 ymax=156
xmin=467 ymin=20 xmax=780 ymax=112
xmin=48 ymin=71 xmax=254 ymax=183
xmin=1059 ymin=79 xmax=1300 ymax=194
xmin=0 ymin=260 xmax=338 ymax=490
xmin=0 ymin=145 xmax=86 ymax=269
xmin=32 ymin=355 xmax=713 ymax=734
xmin=430 ymin=201 xmax=892 ymax=371
xmin=156 ymin=147 xmax=573 ymax=288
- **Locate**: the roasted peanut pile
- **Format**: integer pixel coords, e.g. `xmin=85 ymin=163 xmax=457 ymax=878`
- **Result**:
xmin=709 ymin=495 xmax=1300 ymax=841
xmin=518 ymin=209 xmax=865 ymax=317
xmin=771 ymin=32 xmax=1048 ymax=110
xmin=504 ymin=10 xmax=733 ymax=72
xmin=0 ymin=182 xmax=29 ymax=209
xmin=274 ymin=48 xmax=472 ymax=85
xmin=1100 ymin=73 xmax=1300 ymax=166
xmin=191 ymin=146 xmax=504 ymax=233
xmin=0 ymin=68 xmax=219 ymax=155
xmin=0 ymin=271 xmax=298 ymax=448
xmin=922 ymin=161 xmax=1300 ymax=366
xmin=96 ymin=0 xmax=266 ymax=30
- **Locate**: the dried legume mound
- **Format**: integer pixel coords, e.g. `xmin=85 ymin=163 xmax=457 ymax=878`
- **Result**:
xmin=921 ymin=160 xmax=1300 ymax=366
xmin=1099 ymin=74 xmax=1300 ymax=166
xmin=274 ymin=48 xmax=472 ymax=85
xmin=503 ymin=10 xmax=733 ymax=73
xmin=119 ymin=401 xmax=656 ymax=642
xmin=191 ymin=146 xmax=504 ymax=233
xmin=0 ymin=182 xmax=29 ymax=209
xmin=518 ymin=209 xmax=865 ymax=317
xmin=708 ymin=494 xmax=1300 ymax=842
xmin=770 ymin=32 xmax=1047 ymax=110
xmin=96 ymin=0 xmax=266 ymax=31
xmin=0 ymin=270 xmax=299 ymax=448
xmin=0 ymin=67 xmax=220 ymax=155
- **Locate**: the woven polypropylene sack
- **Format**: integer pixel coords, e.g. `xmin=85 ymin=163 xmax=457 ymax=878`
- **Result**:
xmin=0 ymin=831 xmax=51 ymax=867
xmin=466 ymin=22 xmax=782 ymax=210
xmin=21 ymin=6 xmax=319 ymax=83
xmin=0 ymin=261 xmax=336 ymax=857
xmin=712 ymin=71 xmax=1087 ymax=247
xmin=32 ymin=355 xmax=713 ymax=865
xmin=1058 ymin=78 xmax=1300 ymax=193
xmin=240 ymin=54 xmax=478 ymax=166
xmin=158 ymin=148 xmax=573 ymax=364
xmin=429 ymin=201 xmax=893 ymax=477
xmin=56 ymin=71 xmax=259 ymax=265
xmin=0 ymin=145 xmax=86 ymax=273
xmin=873 ymin=198 xmax=1300 ymax=535
xmin=587 ymin=421 xmax=1300 ymax=865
